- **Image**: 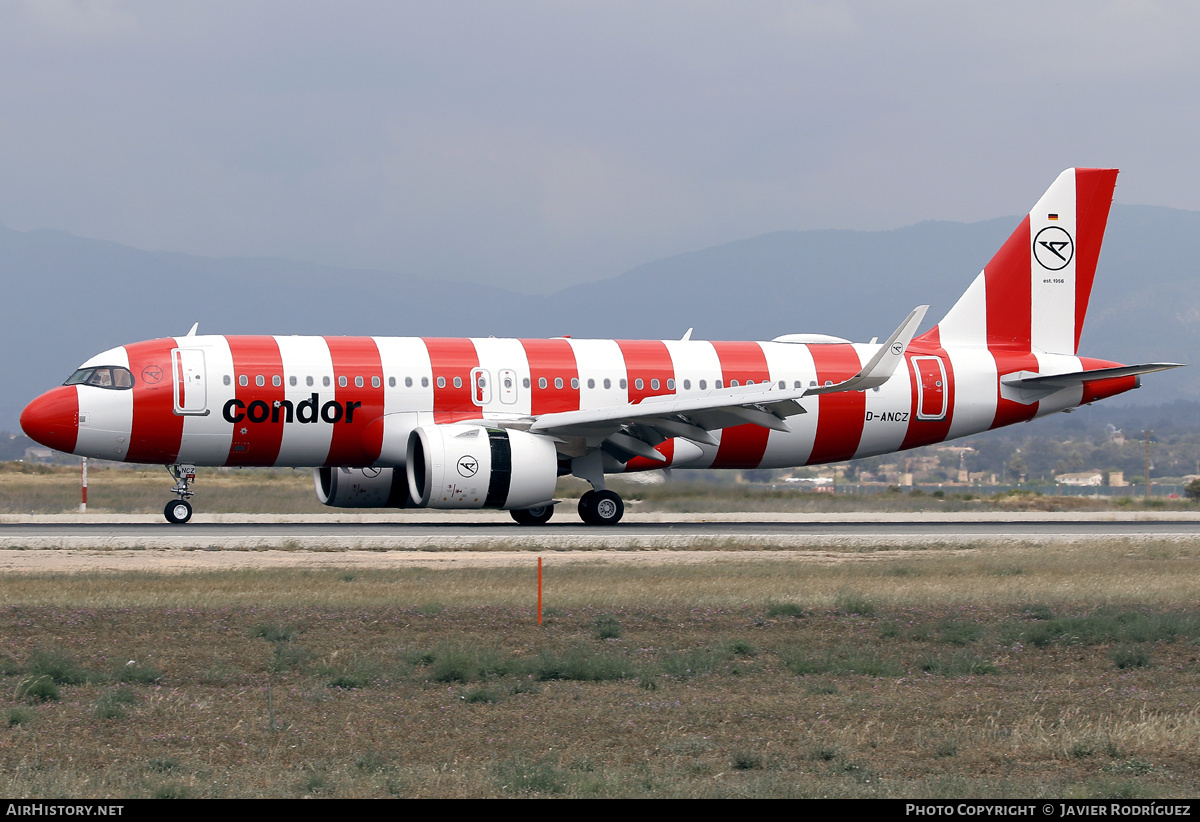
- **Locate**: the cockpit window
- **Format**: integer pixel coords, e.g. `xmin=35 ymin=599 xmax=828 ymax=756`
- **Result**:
xmin=64 ymin=366 xmax=134 ymax=390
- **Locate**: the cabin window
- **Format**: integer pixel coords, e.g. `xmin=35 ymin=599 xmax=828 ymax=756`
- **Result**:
xmin=388 ymin=377 xmax=396 ymax=388
xmin=667 ymin=378 xmax=675 ymax=390
xmin=223 ymin=375 xmax=231 ymax=386
xmin=355 ymin=376 xmax=364 ymax=388
xmin=453 ymin=376 xmax=462 ymax=389
xmin=255 ymin=375 xmax=265 ymax=387
xmin=554 ymin=377 xmax=563 ymax=389
xmin=272 ymin=375 xmax=281 ymax=387
xmin=307 ymin=376 xmax=314 ymax=387
xmin=650 ymin=379 xmax=659 ymax=390
xmin=715 ymin=380 xmax=723 ymax=389
xmin=538 ymin=377 xmax=547 ymax=389
xmin=634 ymin=378 xmax=644 ymax=390
xmin=731 ymin=380 xmax=739 ymax=387
xmin=289 ymin=376 xmax=297 ymax=387
xmin=571 ymin=378 xmax=579 ymax=389
xmin=603 ymin=378 xmax=611 ymax=389
xmin=336 ymin=376 xmax=345 ymax=388
xmin=422 ymin=377 xmax=429 ymax=388
xmin=324 ymin=376 xmax=331 ymax=387
xmin=372 ymin=376 xmax=381 ymax=388
xmin=699 ymin=380 xmax=707 ymax=390
xmin=587 ymin=378 xmax=595 ymax=389
xmin=436 ymin=377 xmax=446 ymax=388
xmin=523 ymin=377 xmax=531 ymax=389
xmin=619 ymin=379 xmax=627 ymax=389
xmin=405 ymin=377 xmax=413 ymax=388
xmin=683 ymin=379 xmax=691 ymax=390
xmin=779 ymin=381 xmax=786 ymax=389
xmin=239 ymin=375 xmax=248 ymax=387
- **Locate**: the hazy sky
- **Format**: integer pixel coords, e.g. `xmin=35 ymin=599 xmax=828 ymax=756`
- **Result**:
xmin=2 ymin=1 xmax=1198 ymax=293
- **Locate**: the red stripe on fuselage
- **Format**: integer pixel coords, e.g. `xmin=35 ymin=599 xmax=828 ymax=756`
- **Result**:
xmin=710 ymin=341 xmax=771 ymax=469
xmin=990 ymin=350 xmax=1040 ymax=429
xmin=325 ymin=337 xmax=384 ymax=466
xmin=807 ymin=344 xmax=865 ymax=465
xmin=1073 ymin=169 xmax=1119 ymax=354
xmin=520 ymin=339 xmax=580 ymax=415
xmin=615 ymin=340 xmax=674 ymax=404
xmin=125 ymin=338 xmax=183 ymax=464
xmin=225 ymin=336 xmax=285 ymax=467
xmin=423 ymin=338 xmax=479 ymax=423
xmin=984 ymin=215 xmax=1032 ymax=351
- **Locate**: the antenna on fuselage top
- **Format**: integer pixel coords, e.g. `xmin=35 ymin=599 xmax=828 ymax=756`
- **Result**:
xmin=185 ymin=322 xmax=199 ymax=337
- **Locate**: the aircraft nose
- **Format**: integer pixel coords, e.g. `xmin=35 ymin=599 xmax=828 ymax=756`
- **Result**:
xmin=20 ymin=386 xmax=79 ymax=454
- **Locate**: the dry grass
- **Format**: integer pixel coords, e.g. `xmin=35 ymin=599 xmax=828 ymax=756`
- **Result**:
xmin=0 ymin=466 xmax=324 ymax=515
xmin=2 ymin=539 xmax=1200 ymax=798
xmin=1 ymin=539 xmax=1198 ymax=610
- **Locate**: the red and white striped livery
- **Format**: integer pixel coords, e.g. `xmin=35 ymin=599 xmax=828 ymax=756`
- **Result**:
xmin=20 ymin=169 xmax=1181 ymax=524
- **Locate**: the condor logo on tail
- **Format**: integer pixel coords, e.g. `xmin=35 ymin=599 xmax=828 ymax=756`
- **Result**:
xmin=1034 ymin=225 xmax=1074 ymax=270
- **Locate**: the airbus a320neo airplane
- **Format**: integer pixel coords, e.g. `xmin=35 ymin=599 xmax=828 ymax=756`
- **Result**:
xmin=20 ymin=168 xmax=1181 ymax=525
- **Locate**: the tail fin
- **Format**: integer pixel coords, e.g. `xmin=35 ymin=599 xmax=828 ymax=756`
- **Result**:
xmin=923 ymin=168 xmax=1118 ymax=355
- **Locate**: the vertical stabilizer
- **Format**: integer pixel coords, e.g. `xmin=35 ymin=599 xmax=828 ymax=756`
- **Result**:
xmin=924 ymin=168 xmax=1118 ymax=355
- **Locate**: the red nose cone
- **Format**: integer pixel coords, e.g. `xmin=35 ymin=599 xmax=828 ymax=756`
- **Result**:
xmin=20 ymin=386 xmax=79 ymax=454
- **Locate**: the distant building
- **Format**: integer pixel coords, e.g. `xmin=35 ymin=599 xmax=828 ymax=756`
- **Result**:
xmin=784 ymin=476 xmax=833 ymax=489
xmin=24 ymin=447 xmax=53 ymax=463
xmin=1055 ymin=471 xmax=1104 ymax=487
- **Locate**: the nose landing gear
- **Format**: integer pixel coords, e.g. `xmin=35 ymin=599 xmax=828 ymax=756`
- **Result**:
xmin=164 ymin=464 xmax=196 ymax=524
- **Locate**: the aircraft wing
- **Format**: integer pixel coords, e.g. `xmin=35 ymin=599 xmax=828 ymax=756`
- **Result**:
xmin=524 ymin=306 xmax=928 ymax=461
xmin=801 ymin=305 xmax=927 ymax=396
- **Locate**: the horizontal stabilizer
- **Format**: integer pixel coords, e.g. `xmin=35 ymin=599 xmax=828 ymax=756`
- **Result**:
xmin=1001 ymin=362 xmax=1185 ymax=390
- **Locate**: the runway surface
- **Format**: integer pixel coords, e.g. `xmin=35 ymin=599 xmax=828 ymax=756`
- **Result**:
xmin=3 ymin=512 xmax=1199 ymax=550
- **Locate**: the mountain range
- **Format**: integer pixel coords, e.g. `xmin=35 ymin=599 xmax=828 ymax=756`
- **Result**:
xmin=2 ymin=204 xmax=1195 ymax=431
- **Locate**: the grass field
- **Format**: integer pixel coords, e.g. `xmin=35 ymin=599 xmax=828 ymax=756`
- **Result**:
xmin=2 ymin=538 xmax=1200 ymax=798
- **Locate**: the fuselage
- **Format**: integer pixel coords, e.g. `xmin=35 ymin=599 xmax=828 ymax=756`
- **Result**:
xmin=20 ymin=333 xmax=1137 ymax=472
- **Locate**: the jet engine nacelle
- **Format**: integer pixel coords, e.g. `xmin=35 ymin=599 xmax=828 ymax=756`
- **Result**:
xmin=406 ymin=424 xmax=559 ymax=510
xmin=313 ymin=466 xmax=413 ymax=508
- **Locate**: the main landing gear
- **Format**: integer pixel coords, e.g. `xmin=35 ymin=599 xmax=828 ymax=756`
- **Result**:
xmin=510 ymin=504 xmax=554 ymax=525
xmin=508 ymin=491 xmax=625 ymax=526
xmin=578 ymin=489 xmax=624 ymax=525
xmin=164 ymin=464 xmax=196 ymax=524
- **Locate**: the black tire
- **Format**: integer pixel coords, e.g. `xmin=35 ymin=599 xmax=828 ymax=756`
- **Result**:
xmin=577 ymin=490 xmax=598 ymax=524
xmin=510 ymin=504 xmax=553 ymax=525
xmin=585 ymin=490 xmax=623 ymax=525
xmin=164 ymin=499 xmax=193 ymax=524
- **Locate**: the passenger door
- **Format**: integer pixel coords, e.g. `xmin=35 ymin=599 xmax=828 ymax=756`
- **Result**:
xmin=172 ymin=348 xmax=208 ymax=415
